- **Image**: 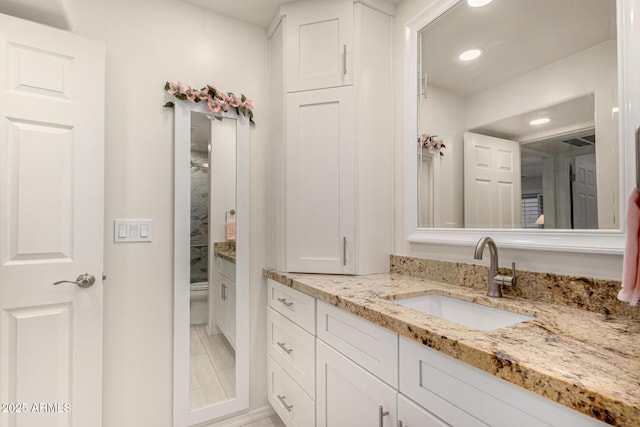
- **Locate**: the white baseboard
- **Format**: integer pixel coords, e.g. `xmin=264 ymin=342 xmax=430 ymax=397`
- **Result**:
xmin=197 ymin=405 xmax=276 ymax=427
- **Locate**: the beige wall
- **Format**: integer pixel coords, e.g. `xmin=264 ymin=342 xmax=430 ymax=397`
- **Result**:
xmin=74 ymin=0 xmax=269 ymax=425
xmin=393 ymin=0 xmax=624 ymax=280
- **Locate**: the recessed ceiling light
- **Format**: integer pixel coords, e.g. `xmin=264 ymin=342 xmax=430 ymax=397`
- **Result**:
xmin=467 ymin=0 xmax=493 ymax=7
xmin=459 ymin=48 xmax=483 ymax=61
xmin=529 ymin=118 xmax=550 ymax=126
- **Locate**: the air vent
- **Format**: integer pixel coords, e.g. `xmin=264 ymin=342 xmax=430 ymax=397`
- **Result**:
xmin=563 ymin=135 xmax=595 ymax=147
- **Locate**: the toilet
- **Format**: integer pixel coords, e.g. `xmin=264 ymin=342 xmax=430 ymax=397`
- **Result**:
xmin=190 ymin=281 xmax=209 ymax=325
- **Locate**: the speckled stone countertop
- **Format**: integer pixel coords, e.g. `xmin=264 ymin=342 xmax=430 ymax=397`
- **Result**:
xmin=263 ymin=268 xmax=640 ymax=426
xmin=213 ymin=242 xmax=235 ymax=263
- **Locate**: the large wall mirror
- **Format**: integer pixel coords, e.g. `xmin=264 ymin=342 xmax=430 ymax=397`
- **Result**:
xmin=173 ymin=101 xmax=250 ymax=426
xmin=404 ymin=0 xmax=638 ymax=253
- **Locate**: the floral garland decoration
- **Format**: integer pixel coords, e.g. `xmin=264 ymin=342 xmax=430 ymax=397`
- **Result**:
xmin=163 ymin=81 xmax=255 ymax=124
xmin=419 ymin=133 xmax=445 ymax=156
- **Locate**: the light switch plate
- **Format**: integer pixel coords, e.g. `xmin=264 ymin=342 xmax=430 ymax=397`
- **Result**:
xmin=114 ymin=219 xmax=153 ymax=242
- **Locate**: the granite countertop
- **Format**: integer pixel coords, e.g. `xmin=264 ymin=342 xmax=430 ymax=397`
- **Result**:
xmin=213 ymin=242 xmax=235 ymax=263
xmin=264 ymin=269 xmax=640 ymax=426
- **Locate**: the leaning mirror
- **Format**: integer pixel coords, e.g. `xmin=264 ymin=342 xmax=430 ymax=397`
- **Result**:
xmin=173 ymin=101 xmax=250 ymax=426
xmin=404 ymin=0 xmax=636 ymax=252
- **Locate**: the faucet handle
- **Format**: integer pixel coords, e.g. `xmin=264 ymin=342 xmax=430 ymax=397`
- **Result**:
xmin=495 ymin=262 xmax=516 ymax=287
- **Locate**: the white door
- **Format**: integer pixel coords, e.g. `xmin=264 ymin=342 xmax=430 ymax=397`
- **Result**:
xmin=464 ymin=132 xmax=521 ymax=228
xmin=572 ymin=154 xmax=598 ymax=229
xmin=286 ymin=87 xmax=354 ymax=274
xmin=285 ymin=0 xmax=353 ymax=92
xmin=316 ymin=340 xmax=397 ymax=427
xmin=0 ymin=14 xmax=105 ymax=427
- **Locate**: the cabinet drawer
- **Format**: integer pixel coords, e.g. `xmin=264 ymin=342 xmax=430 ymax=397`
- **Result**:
xmin=216 ymin=256 xmax=236 ymax=280
xmin=399 ymin=336 xmax=606 ymax=427
xmin=268 ymin=356 xmax=315 ymax=427
xmin=317 ymin=301 xmax=398 ymax=387
xmin=268 ymin=307 xmax=315 ymax=398
xmin=268 ymin=279 xmax=315 ymax=334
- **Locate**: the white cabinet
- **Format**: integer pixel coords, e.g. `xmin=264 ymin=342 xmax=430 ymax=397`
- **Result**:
xmin=215 ymin=257 xmax=236 ymax=350
xmin=285 ymin=87 xmax=355 ymax=274
xmin=284 ymin=0 xmax=353 ymax=92
xmin=269 ymin=1 xmax=393 ymax=275
xmin=397 ymin=394 xmax=449 ymax=427
xmin=267 ymin=279 xmax=316 ymax=427
xmin=268 ymin=356 xmax=316 ymax=427
xmin=316 ymin=301 xmax=397 ymax=387
xmin=316 ymin=340 xmax=397 ymax=427
xmin=399 ymin=336 xmax=607 ymax=427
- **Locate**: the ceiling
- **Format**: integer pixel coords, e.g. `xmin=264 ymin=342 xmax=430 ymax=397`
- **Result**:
xmin=183 ymin=0 xmax=401 ymax=28
xmin=421 ymin=0 xmax=616 ymax=96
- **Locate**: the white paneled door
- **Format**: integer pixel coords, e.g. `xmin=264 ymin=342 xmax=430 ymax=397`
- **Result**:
xmin=464 ymin=132 xmax=521 ymax=228
xmin=0 ymin=13 xmax=105 ymax=427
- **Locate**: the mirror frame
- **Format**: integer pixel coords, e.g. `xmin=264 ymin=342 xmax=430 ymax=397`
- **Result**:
xmin=173 ymin=101 xmax=250 ymax=426
xmin=404 ymin=0 xmax=637 ymax=254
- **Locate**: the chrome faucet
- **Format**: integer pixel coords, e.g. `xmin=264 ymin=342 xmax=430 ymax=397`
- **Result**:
xmin=473 ymin=237 xmax=516 ymax=297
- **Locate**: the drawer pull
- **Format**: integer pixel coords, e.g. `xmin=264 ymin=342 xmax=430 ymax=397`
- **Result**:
xmin=277 ymin=341 xmax=293 ymax=354
xmin=379 ymin=405 xmax=389 ymax=427
xmin=277 ymin=395 xmax=293 ymax=412
xmin=277 ymin=297 xmax=294 ymax=307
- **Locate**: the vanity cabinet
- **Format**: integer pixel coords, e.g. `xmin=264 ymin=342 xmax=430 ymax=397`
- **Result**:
xmin=269 ymin=1 xmax=393 ymax=275
xmin=397 ymin=394 xmax=449 ymax=427
xmin=215 ymin=256 xmax=236 ymax=350
xmin=267 ymin=279 xmax=317 ymax=426
xmin=316 ymin=340 xmax=397 ymax=427
xmin=399 ymin=336 xmax=607 ymax=427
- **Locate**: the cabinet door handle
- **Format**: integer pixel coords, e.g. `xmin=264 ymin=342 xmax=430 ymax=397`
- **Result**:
xmin=277 ymin=395 xmax=293 ymax=412
xmin=277 ymin=297 xmax=293 ymax=307
xmin=222 ymin=283 xmax=226 ymax=300
xmin=379 ymin=405 xmax=389 ymax=427
xmin=342 ymin=236 xmax=347 ymax=266
xmin=342 ymin=44 xmax=347 ymax=75
xmin=277 ymin=341 xmax=293 ymax=354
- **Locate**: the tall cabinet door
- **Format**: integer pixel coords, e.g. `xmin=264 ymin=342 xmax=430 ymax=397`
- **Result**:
xmin=285 ymin=0 xmax=353 ymax=92
xmin=316 ymin=340 xmax=397 ymax=427
xmin=286 ymin=87 xmax=355 ymax=274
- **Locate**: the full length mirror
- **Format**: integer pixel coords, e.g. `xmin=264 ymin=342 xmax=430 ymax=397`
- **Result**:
xmin=404 ymin=0 xmax=635 ymax=253
xmin=416 ymin=0 xmax=619 ymax=230
xmin=189 ymin=112 xmax=237 ymax=409
xmin=174 ymin=101 xmax=249 ymax=427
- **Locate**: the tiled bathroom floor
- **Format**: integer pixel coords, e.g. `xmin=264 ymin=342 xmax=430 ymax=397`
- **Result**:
xmin=190 ymin=324 xmax=236 ymax=409
xmin=240 ymin=415 xmax=286 ymax=427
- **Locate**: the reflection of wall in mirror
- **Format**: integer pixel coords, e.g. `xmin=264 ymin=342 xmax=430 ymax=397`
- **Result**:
xmin=419 ymin=85 xmax=465 ymax=228
xmin=210 ymin=118 xmax=237 ymax=243
xmin=421 ymin=41 xmax=618 ymax=229
xmin=466 ymin=41 xmax=618 ymax=229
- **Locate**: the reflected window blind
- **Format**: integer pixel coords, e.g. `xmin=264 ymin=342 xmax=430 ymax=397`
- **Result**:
xmin=521 ymin=194 xmax=543 ymax=228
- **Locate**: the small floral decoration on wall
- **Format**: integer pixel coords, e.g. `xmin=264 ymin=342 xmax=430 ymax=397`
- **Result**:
xmin=419 ymin=133 xmax=445 ymax=156
xmin=164 ymin=81 xmax=255 ymax=124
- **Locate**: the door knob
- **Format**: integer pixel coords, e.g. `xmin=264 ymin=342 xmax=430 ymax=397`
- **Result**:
xmin=53 ymin=273 xmax=96 ymax=288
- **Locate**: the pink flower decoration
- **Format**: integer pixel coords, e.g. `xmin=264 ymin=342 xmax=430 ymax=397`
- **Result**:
xmin=243 ymin=98 xmax=254 ymax=110
xmin=228 ymin=95 xmax=242 ymax=108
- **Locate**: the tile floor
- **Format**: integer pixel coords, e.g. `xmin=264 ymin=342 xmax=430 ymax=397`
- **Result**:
xmin=190 ymin=324 xmax=236 ymax=409
xmin=240 ymin=415 xmax=286 ymax=427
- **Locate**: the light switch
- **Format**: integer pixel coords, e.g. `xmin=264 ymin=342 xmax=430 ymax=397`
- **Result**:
xmin=114 ymin=220 xmax=152 ymax=242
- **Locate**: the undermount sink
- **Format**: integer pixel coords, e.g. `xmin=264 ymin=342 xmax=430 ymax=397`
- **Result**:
xmin=393 ymin=294 xmax=533 ymax=331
